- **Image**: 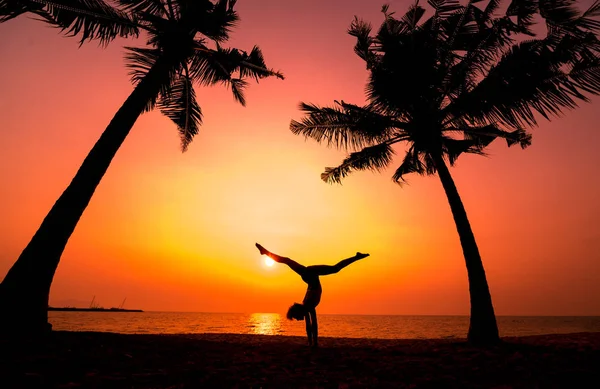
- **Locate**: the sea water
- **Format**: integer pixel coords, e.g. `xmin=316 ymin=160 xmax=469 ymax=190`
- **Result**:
xmin=48 ymin=312 xmax=600 ymax=339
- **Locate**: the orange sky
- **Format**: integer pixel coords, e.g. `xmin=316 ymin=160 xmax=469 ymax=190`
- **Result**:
xmin=0 ymin=0 xmax=599 ymax=316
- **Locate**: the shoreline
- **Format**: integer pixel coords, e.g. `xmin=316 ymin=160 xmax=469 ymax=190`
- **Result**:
xmin=48 ymin=307 xmax=143 ymax=312
xmin=3 ymin=331 xmax=599 ymax=388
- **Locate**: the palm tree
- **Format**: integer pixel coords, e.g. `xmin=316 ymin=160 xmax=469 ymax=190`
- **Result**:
xmin=290 ymin=0 xmax=600 ymax=345
xmin=0 ymin=0 xmax=282 ymax=334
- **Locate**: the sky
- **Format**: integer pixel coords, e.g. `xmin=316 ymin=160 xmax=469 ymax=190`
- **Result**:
xmin=0 ymin=0 xmax=599 ymax=316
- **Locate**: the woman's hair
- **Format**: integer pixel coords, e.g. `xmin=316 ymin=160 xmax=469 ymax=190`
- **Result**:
xmin=286 ymin=303 xmax=306 ymax=320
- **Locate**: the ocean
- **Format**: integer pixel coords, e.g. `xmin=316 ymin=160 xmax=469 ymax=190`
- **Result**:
xmin=48 ymin=312 xmax=600 ymax=339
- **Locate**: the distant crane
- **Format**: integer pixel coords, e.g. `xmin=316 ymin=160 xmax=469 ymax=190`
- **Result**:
xmin=89 ymin=296 xmax=104 ymax=309
xmin=118 ymin=298 xmax=127 ymax=309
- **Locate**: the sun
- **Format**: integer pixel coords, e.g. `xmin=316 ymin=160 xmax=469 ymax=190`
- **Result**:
xmin=264 ymin=256 xmax=275 ymax=267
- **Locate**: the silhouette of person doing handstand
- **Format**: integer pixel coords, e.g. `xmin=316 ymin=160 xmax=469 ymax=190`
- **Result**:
xmin=255 ymin=243 xmax=369 ymax=347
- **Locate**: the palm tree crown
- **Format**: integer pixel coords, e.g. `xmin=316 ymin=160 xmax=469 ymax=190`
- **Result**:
xmin=2 ymin=0 xmax=283 ymax=150
xmin=291 ymin=0 xmax=600 ymax=183
xmin=122 ymin=0 xmax=285 ymax=150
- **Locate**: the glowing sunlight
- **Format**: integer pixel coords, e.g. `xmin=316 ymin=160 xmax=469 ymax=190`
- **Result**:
xmin=248 ymin=313 xmax=282 ymax=335
xmin=264 ymin=256 xmax=275 ymax=267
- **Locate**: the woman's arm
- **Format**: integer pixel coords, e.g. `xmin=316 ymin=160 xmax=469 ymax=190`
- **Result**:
xmin=305 ymin=313 xmax=313 ymax=346
xmin=309 ymin=308 xmax=318 ymax=347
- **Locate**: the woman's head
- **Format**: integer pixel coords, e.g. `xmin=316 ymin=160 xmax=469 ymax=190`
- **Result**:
xmin=286 ymin=303 xmax=306 ymax=320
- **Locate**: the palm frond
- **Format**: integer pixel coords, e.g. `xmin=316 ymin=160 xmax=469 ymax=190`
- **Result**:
xmin=348 ymin=17 xmax=376 ymax=67
xmin=445 ymin=38 xmax=600 ymax=128
xmin=426 ymin=0 xmax=463 ymax=34
xmin=400 ymin=1 xmax=427 ymax=32
xmin=540 ymin=0 xmax=600 ymax=34
xmin=428 ymin=0 xmax=463 ymax=18
xmin=5 ymin=0 xmax=140 ymax=45
xmin=0 ymin=0 xmax=29 ymax=22
xmin=583 ymin=0 xmax=600 ymax=17
xmin=506 ymin=0 xmax=538 ymax=34
xmin=442 ymin=17 xmax=519 ymax=106
xmin=392 ymin=145 xmax=427 ymax=184
xmin=376 ymin=1 xmax=426 ymax=44
xmin=568 ymin=57 xmax=600 ymax=94
xmin=116 ymin=0 xmax=168 ymax=17
xmin=443 ymin=137 xmax=487 ymax=164
xmin=125 ymin=46 xmax=158 ymax=84
xmin=507 ymin=0 xmax=600 ymax=36
xmin=182 ymin=0 xmax=238 ymax=42
xmin=321 ymin=143 xmax=395 ymax=184
xmin=238 ymin=45 xmax=283 ymax=80
xmin=539 ymin=0 xmax=580 ymax=25
xmin=190 ymin=44 xmax=234 ymax=81
xmin=157 ymin=71 xmax=202 ymax=151
xmin=190 ymin=43 xmax=282 ymax=105
xmin=450 ymin=124 xmax=533 ymax=148
xmin=229 ymin=77 xmax=248 ymax=105
xmin=441 ymin=0 xmax=476 ymax=52
xmin=290 ymin=101 xmax=403 ymax=151
xmin=502 ymin=127 xmax=532 ymax=148
xmin=192 ymin=43 xmax=283 ymax=82
xmin=481 ymin=0 xmax=501 ymax=23
xmin=124 ymin=46 xmax=177 ymax=111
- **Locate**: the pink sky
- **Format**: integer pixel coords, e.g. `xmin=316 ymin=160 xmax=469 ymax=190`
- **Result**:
xmin=0 ymin=0 xmax=599 ymax=315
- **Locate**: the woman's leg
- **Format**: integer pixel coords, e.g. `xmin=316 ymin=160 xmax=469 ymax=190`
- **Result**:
xmin=255 ymin=243 xmax=306 ymax=275
xmin=308 ymin=252 xmax=369 ymax=276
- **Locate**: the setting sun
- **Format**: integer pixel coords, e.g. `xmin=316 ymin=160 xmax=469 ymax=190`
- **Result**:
xmin=264 ymin=256 xmax=275 ymax=267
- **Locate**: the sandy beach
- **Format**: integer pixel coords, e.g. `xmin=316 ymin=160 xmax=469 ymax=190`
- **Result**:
xmin=2 ymin=331 xmax=599 ymax=388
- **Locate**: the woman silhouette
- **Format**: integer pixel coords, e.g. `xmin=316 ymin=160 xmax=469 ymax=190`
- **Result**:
xmin=255 ymin=243 xmax=369 ymax=347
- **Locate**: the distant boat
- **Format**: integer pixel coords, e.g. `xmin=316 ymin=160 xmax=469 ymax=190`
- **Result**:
xmin=48 ymin=296 xmax=143 ymax=312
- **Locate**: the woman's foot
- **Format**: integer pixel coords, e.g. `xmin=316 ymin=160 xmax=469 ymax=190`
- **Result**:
xmin=256 ymin=243 xmax=269 ymax=256
xmin=356 ymin=252 xmax=370 ymax=260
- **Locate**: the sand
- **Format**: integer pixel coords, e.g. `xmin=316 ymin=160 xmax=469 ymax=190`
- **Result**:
xmin=2 ymin=331 xmax=599 ymax=388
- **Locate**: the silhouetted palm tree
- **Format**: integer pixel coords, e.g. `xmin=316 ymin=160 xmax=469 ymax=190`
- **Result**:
xmin=291 ymin=0 xmax=600 ymax=345
xmin=0 ymin=0 xmax=282 ymax=334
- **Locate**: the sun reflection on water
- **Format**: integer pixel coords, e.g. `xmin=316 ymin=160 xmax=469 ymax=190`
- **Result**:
xmin=248 ymin=313 xmax=283 ymax=335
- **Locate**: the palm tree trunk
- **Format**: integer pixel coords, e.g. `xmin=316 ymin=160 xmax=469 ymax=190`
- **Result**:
xmin=0 ymin=58 xmax=171 ymax=336
xmin=433 ymin=153 xmax=500 ymax=345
